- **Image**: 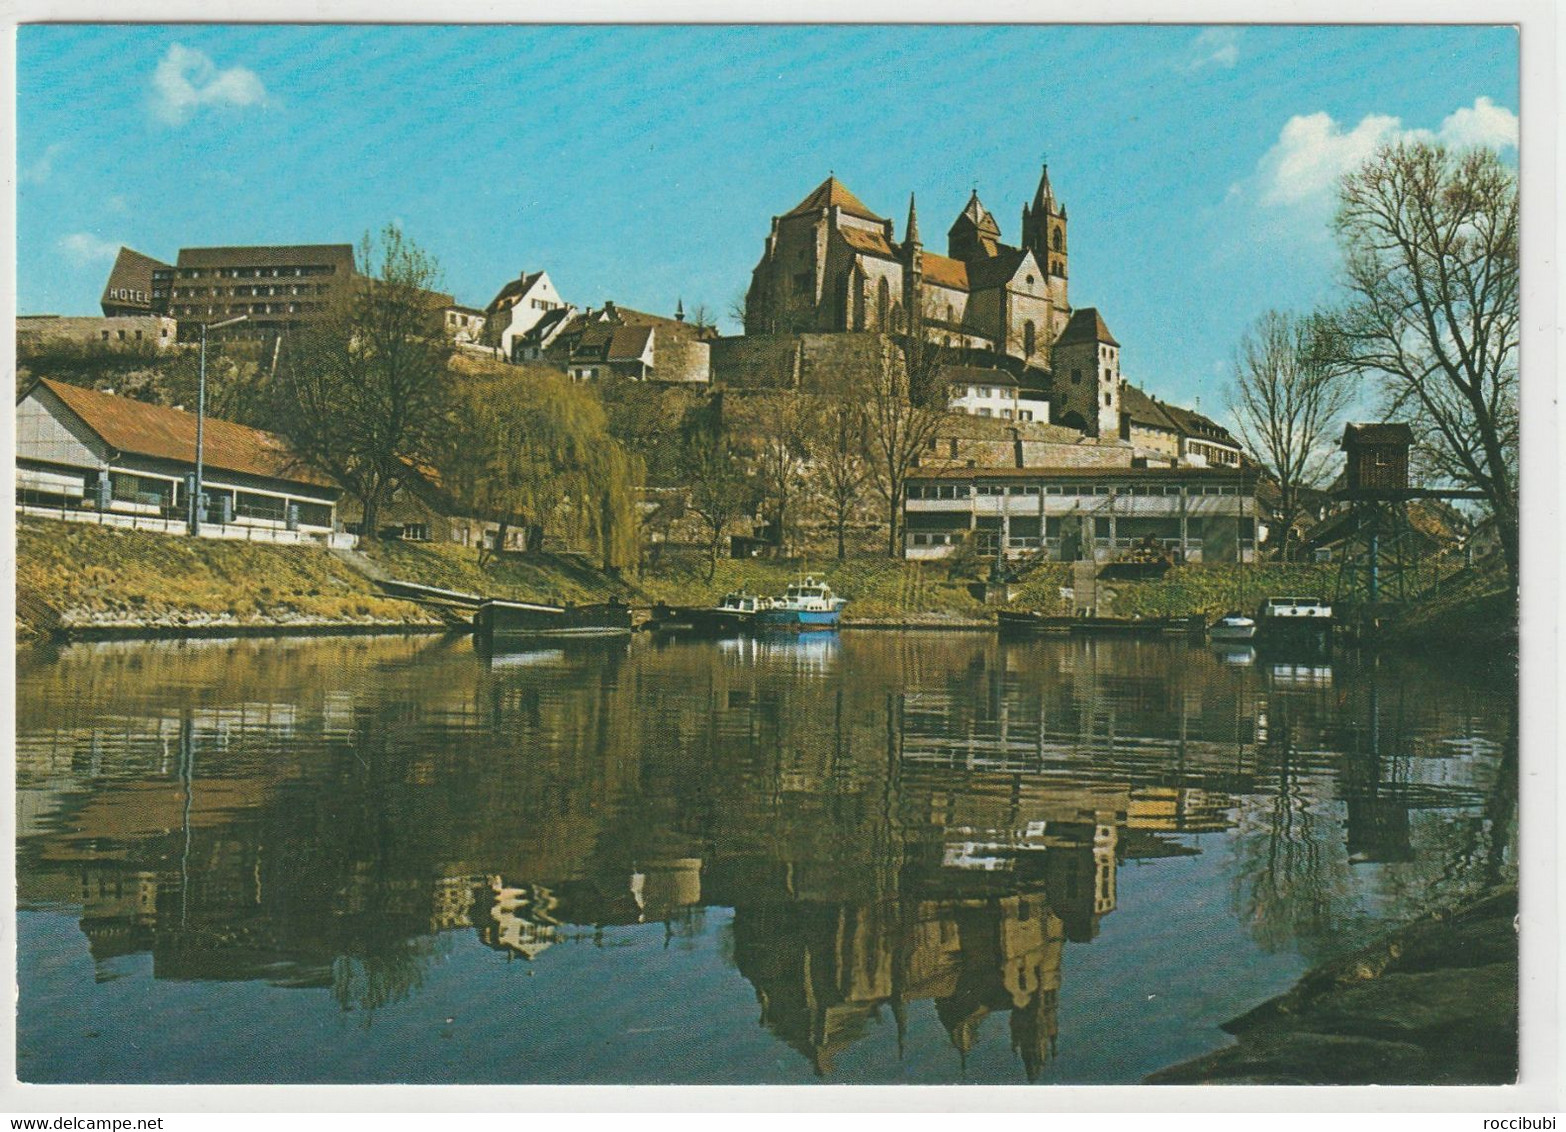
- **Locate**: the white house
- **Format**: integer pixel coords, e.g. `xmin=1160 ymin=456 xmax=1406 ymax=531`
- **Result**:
xmin=942 ymin=365 xmax=1051 ymax=424
xmin=483 ymin=270 xmax=569 ymax=361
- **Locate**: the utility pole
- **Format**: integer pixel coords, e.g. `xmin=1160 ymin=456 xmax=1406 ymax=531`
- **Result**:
xmin=188 ymin=314 xmax=248 ymax=535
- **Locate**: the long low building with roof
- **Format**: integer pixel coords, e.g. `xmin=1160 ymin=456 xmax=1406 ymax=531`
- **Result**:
xmin=16 ymin=378 xmax=343 ymax=543
xmin=903 ymin=464 xmax=1259 ymax=564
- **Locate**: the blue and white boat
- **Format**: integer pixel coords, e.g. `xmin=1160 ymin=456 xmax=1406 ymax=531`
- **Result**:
xmin=753 ymin=576 xmax=848 ymax=630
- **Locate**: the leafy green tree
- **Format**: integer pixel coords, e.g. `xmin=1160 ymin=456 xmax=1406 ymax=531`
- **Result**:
xmin=273 ymin=224 xmax=455 ymax=534
xmin=444 ymin=362 xmax=642 ymax=573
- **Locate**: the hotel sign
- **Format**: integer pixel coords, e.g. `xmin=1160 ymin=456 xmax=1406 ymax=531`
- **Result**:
xmin=105 ymin=288 xmax=151 ymax=304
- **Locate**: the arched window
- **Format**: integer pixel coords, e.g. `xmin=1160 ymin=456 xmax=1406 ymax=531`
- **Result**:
xmin=1053 ymin=228 xmax=1063 ymax=252
xmin=1023 ymin=320 xmax=1036 ymax=356
xmin=876 ymin=277 xmax=890 ymax=329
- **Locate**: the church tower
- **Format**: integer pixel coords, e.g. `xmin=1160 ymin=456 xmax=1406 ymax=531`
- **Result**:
xmin=1051 ymin=307 xmax=1122 ymax=439
xmin=1021 ymin=164 xmax=1069 ymax=312
xmin=948 ymin=191 xmax=1002 ymax=261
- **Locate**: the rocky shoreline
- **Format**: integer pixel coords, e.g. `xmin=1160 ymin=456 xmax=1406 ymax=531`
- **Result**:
xmin=1147 ymin=888 xmax=1518 ymax=1085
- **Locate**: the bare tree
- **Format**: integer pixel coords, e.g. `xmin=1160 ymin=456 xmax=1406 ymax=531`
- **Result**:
xmin=1331 ymin=141 xmax=1519 ymax=586
xmin=681 ymin=403 xmax=761 ymax=581
xmin=750 ymin=393 xmax=812 ymax=555
xmin=811 ymin=397 xmax=868 ymax=560
xmin=1228 ymin=311 xmax=1353 ymax=559
xmin=274 ymin=225 xmax=454 ymax=535
xmin=862 ymin=339 xmax=947 ymax=558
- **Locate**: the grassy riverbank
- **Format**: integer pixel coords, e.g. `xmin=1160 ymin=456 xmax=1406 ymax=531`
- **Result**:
xmin=16 ymin=519 xmax=435 ymax=640
xmin=1148 ymin=887 xmax=1518 ymax=1085
xmin=15 ymin=519 xmax=1519 ymax=655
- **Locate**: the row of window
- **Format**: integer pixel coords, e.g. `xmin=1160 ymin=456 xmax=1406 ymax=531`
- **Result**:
xmin=158 ymin=265 xmax=339 ymax=281
xmin=170 ymin=302 xmax=324 ymax=317
xmin=98 ymin=327 xmax=169 ymax=342
xmin=908 ymin=482 xmax=1244 ymax=499
xmin=171 ymin=284 xmax=331 ymax=299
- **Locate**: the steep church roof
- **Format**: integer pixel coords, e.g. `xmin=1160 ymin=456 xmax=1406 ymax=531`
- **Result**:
xmin=784 ymin=177 xmax=885 ymax=223
xmin=1032 ymin=164 xmax=1058 ymax=213
xmin=951 ymin=190 xmax=1001 ymax=237
xmin=964 ymin=249 xmax=1029 ymax=292
xmin=1055 ymin=307 xmax=1120 ymax=347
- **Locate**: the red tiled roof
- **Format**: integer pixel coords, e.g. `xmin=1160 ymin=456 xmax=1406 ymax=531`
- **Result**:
xmin=839 ymin=226 xmax=897 ymax=259
xmin=607 ymin=325 xmax=654 ymax=362
xmin=920 ymin=253 xmax=969 ymax=291
xmin=38 ymin=378 xmax=333 ymax=488
xmin=784 ymin=177 xmax=885 ymax=223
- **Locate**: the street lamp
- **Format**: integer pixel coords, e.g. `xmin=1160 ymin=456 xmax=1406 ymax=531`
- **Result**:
xmin=188 ymin=314 xmax=249 ymax=535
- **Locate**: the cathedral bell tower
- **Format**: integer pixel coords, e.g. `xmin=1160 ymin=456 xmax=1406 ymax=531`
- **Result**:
xmin=1021 ymin=164 xmax=1069 ymax=311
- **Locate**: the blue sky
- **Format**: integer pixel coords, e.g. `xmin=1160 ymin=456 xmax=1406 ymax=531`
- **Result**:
xmin=17 ymin=24 xmax=1517 ymax=412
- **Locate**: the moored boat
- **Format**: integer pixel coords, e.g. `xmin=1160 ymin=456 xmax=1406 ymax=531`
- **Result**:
xmin=752 ymin=576 xmax=848 ymax=631
xmin=474 ymin=597 xmax=632 ymax=646
xmin=1255 ymin=595 xmax=1333 ymax=648
xmin=1208 ymin=611 xmax=1258 ymax=642
xmin=651 ymin=591 xmax=764 ymax=636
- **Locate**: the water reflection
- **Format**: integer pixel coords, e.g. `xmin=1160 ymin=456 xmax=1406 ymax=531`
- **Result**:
xmin=15 ymin=632 xmax=1515 ymax=1084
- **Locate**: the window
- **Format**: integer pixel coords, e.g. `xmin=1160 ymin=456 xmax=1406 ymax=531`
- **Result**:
xmin=1071 ymin=369 xmax=1081 ymax=385
xmin=877 ymin=278 xmax=890 ymax=327
xmin=1023 ymin=320 xmax=1036 ymax=355
xmin=949 ymin=439 xmax=959 ymax=458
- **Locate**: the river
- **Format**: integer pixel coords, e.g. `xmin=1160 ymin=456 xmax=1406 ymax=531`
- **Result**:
xmin=14 ymin=630 xmax=1516 ymax=1085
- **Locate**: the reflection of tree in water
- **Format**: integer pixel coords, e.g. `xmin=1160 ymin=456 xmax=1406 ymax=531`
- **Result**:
xmin=1231 ymin=663 xmax=1517 ymax=959
xmin=331 ymin=937 xmax=434 ymax=1015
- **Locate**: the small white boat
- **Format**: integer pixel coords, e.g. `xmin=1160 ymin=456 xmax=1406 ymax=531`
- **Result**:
xmin=1209 ymin=611 xmax=1257 ymax=642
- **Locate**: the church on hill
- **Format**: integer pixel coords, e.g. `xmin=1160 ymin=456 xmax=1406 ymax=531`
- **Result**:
xmin=743 ymin=166 xmax=1073 ymax=368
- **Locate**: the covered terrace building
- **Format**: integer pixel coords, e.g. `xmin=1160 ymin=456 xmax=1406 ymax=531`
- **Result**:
xmin=904 ymin=466 xmax=1259 ymax=564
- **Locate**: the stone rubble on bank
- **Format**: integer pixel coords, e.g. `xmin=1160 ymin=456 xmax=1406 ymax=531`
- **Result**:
xmin=1146 ymin=888 xmax=1518 ymax=1085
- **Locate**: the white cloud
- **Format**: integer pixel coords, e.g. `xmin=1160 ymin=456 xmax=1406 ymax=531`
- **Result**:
xmin=59 ymin=232 xmax=123 ymax=265
xmin=1438 ymin=96 xmax=1519 ymax=151
xmin=1186 ymin=28 xmax=1240 ymax=71
xmin=1255 ymin=98 xmax=1518 ymax=209
xmin=150 ymin=43 xmax=269 ymax=126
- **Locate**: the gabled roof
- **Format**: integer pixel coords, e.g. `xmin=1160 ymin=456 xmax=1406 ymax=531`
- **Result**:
xmin=1121 ymin=384 xmax=1181 ymax=433
xmin=486 ymin=270 xmax=548 ymax=314
xmin=939 ymin=365 xmax=1019 ymax=388
xmin=519 ymin=305 xmax=574 ymax=346
xmin=1342 ymin=422 xmax=1414 ymax=447
xmin=1055 ymin=307 xmax=1120 ymax=347
xmin=1160 ymin=402 xmax=1236 ymax=444
xmin=964 ymin=249 xmax=1029 ymax=293
xmin=950 ymin=191 xmax=1001 ymax=237
xmin=35 ymin=378 xmax=333 ymax=488
xmin=839 ymin=226 xmax=897 ymax=260
xmin=784 ymin=177 xmax=885 ymax=223
xmin=607 ymin=325 xmax=655 ymax=362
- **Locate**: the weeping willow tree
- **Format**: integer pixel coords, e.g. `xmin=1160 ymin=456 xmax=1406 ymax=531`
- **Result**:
xmin=445 ymin=363 xmax=643 ymax=573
